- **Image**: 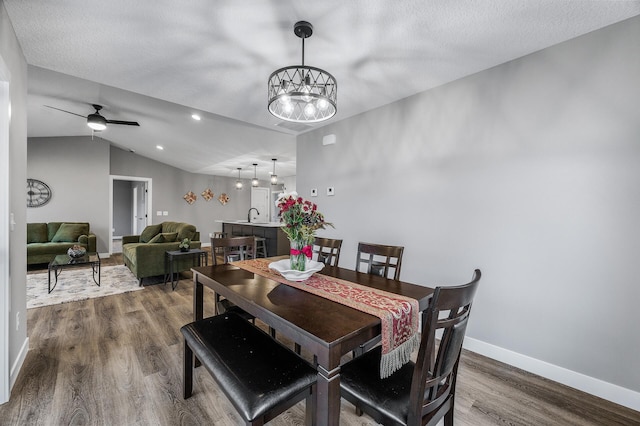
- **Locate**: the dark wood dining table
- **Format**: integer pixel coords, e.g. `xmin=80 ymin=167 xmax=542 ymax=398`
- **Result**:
xmin=191 ymin=257 xmax=434 ymax=426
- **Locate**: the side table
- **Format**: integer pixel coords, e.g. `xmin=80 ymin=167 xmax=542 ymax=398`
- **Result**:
xmin=164 ymin=249 xmax=208 ymax=290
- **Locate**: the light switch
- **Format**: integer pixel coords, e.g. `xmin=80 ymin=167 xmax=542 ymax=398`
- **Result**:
xmin=163 ymin=211 xmax=169 ymax=216
xmin=156 ymin=211 xmax=162 ymax=216
xmin=327 ymin=187 xmax=335 ymax=196
xmin=311 ymin=188 xmax=318 ymax=197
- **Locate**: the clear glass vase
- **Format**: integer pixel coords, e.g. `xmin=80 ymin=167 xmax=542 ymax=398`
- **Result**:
xmin=289 ymin=238 xmax=312 ymax=271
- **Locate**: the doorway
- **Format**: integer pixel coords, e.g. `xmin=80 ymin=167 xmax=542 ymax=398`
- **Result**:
xmin=110 ymin=175 xmax=152 ymax=254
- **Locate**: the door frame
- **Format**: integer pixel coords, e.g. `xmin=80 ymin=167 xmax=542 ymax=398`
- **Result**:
xmin=0 ymin=52 xmax=11 ymax=405
xmin=109 ymin=175 xmax=152 ymax=255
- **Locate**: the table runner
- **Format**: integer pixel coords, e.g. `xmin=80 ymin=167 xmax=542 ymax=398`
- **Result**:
xmin=233 ymin=258 xmax=420 ymax=378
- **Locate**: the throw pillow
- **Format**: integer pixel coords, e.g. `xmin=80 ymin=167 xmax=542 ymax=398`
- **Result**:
xmin=52 ymin=223 xmax=89 ymax=243
xmin=27 ymin=223 xmax=48 ymax=243
xmin=147 ymin=233 xmax=165 ymax=244
xmin=176 ymin=224 xmax=196 ymax=242
xmin=161 ymin=232 xmax=178 ymax=242
xmin=140 ymin=223 xmax=162 ymax=243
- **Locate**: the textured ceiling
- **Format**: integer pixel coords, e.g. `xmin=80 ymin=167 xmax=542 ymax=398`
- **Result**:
xmin=5 ymin=0 xmax=640 ymax=180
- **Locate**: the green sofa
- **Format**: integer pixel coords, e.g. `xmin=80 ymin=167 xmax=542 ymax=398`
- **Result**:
xmin=27 ymin=222 xmax=97 ymax=265
xmin=122 ymin=221 xmax=201 ymax=284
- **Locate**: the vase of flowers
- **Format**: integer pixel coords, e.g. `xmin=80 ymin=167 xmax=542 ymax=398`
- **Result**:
xmin=179 ymin=238 xmax=191 ymax=252
xmin=276 ymin=192 xmax=332 ymax=271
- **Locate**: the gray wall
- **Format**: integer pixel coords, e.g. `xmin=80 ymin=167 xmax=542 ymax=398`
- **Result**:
xmin=112 ymin=180 xmax=133 ymax=237
xmin=25 ymin=140 xmax=256 ymax=251
xmin=298 ymin=16 xmax=640 ymax=396
xmin=1 ymin=0 xmax=28 ymax=393
xmin=27 ymin=137 xmax=111 ymax=252
xmin=110 ymin=146 xmax=252 ymax=240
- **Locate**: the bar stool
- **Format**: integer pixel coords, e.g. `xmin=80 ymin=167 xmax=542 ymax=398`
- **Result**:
xmin=254 ymin=237 xmax=267 ymax=258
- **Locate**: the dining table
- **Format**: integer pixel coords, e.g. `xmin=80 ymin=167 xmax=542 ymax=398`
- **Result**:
xmin=191 ymin=256 xmax=434 ymax=426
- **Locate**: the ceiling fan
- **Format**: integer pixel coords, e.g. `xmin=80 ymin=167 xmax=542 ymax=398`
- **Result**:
xmin=44 ymin=104 xmax=140 ymax=131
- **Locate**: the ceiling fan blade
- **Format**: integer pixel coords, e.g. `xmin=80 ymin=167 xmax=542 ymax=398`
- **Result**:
xmin=43 ymin=105 xmax=86 ymax=118
xmin=106 ymin=120 xmax=140 ymax=126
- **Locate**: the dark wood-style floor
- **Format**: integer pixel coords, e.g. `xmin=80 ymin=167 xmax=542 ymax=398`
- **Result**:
xmin=5 ymin=252 xmax=639 ymax=425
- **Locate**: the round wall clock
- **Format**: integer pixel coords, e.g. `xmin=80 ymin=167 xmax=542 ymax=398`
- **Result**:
xmin=27 ymin=178 xmax=52 ymax=208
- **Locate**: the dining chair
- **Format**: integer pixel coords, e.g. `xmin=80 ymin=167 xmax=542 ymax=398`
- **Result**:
xmin=312 ymin=237 xmax=343 ymax=266
xmin=182 ymin=312 xmax=317 ymax=425
xmin=352 ymin=242 xmax=405 ymax=356
xmin=340 ymin=269 xmax=481 ymax=426
xmin=356 ymin=242 xmax=404 ymax=280
xmin=210 ymin=236 xmax=256 ymax=321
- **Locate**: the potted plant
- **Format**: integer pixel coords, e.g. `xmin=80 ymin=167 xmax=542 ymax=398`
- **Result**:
xmin=179 ymin=238 xmax=191 ymax=252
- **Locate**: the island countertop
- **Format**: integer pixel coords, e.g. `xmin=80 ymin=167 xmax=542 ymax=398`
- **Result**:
xmin=218 ymin=221 xmax=289 ymax=256
xmin=214 ymin=220 xmax=282 ymax=228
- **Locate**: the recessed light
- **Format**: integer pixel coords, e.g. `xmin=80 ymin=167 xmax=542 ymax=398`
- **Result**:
xmin=156 ymin=145 xmax=164 ymax=150
xmin=191 ymin=114 xmax=201 ymax=121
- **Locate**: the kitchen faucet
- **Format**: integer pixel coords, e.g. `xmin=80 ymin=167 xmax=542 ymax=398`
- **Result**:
xmin=247 ymin=207 xmax=259 ymax=223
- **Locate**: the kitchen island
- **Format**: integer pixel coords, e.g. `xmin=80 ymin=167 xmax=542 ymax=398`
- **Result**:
xmin=218 ymin=221 xmax=289 ymax=256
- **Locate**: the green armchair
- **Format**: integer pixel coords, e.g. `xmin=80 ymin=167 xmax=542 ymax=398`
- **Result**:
xmin=122 ymin=221 xmax=201 ymax=285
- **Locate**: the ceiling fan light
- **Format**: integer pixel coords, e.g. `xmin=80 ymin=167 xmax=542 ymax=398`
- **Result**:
xmin=87 ymin=113 xmax=107 ymax=131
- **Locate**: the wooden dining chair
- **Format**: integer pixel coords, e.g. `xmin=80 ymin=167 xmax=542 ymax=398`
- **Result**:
xmin=352 ymin=242 xmax=405 ymax=356
xmin=340 ymin=269 xmax=481 ymax=426
xmin=312 ymin=237 xmax=343 ymax=266
xmin=210 ymin=236 xmax=256 ymax=321
xmin=356 ymin=242 xmax=404 ymax=280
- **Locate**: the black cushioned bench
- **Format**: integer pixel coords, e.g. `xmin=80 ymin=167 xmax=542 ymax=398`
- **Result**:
xmin=181 ymin=312 xmax=317 ymax=425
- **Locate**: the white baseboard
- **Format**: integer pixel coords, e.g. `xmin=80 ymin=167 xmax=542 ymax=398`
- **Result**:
xmin=463 ymin=337 xmax=640 ymax=412
xmin=10 ymin=336 xmax=29 ymax=391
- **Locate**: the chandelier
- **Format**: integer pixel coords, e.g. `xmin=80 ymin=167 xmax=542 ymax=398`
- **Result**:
xmin=268 ymin=21 xmax=337 ymax=123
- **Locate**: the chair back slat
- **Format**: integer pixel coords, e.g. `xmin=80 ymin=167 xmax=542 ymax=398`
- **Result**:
xmin=408 ymin=270 xmax=481 ymax=423
xmin=210 ymin=236 xmax=256 ymax=265
xmin=356 ymin=242 xmax=404 ymax=280
xmin=313 ymin=237 xmax=343 ymax=266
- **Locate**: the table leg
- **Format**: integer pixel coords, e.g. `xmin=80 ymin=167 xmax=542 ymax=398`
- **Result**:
xmin=49 ymin=266 xmax=61 ymax=293
xmin=164 ymin=253 xmax=170 ymax=285
xmin=193 ymin=273 xmax=203 ymax=322
xmin=316 ymin=364 xmax=342 ymax=426
xmin=91 ymin=262 xmax=101 ymax=287
xmin=192 ymin=272 xmax=204 ymax=368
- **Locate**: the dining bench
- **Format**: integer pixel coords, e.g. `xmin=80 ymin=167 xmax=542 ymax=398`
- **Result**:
xmin=181 ymin=312 xmax=317 ymax=425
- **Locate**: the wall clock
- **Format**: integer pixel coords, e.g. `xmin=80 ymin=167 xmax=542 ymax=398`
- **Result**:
xmin=27 ymin=178 xmax=52 ymax=208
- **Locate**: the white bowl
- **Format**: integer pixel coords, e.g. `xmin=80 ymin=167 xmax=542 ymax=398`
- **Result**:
xmin=268 ymin=259 xmax=324 ymax=282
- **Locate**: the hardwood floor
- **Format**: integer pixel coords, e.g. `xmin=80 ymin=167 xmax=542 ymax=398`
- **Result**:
xmin=6 ymin=254 xmax=640 ymax=425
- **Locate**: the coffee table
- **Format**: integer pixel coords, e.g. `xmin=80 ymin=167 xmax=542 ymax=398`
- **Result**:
xmin=48 ymin=252 xmax=101 ymax=293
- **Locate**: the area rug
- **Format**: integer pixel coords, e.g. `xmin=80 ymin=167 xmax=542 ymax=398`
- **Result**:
xmin=27 ymin=265 xmax=143 ymax=309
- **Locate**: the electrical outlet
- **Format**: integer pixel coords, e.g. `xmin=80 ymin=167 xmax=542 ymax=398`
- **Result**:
xmin=311 ymin=188 xmax=318 ymax=197
xmin=163 ymin=211 xmax=169 ymax=216
xmin=157 ymin=211 xmax=162 ymax=216
xmin=327 ymin=187 xmax=335 ymax=196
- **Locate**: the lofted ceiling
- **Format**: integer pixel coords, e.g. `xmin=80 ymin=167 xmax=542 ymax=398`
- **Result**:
xmin=5 ymin=0 xmax=640 ymax=181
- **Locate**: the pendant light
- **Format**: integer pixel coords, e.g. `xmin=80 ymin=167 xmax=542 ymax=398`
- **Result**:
xmin=235 ymin=168 xmax=243 ymax=190
xmin=251 ymin=163 xmax=259 ymax=187
xmin=267 ymin=21 xmax=337 ymax=123
xmin=270 ymin=159 xmax=278 ymax=185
